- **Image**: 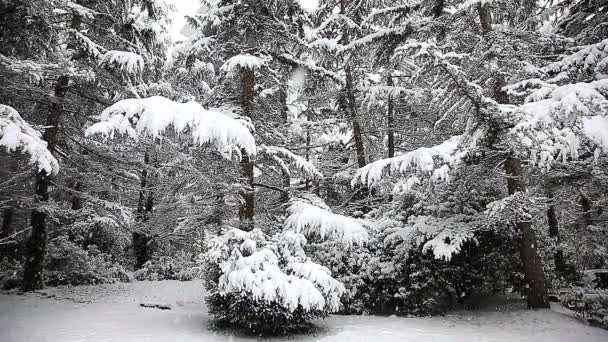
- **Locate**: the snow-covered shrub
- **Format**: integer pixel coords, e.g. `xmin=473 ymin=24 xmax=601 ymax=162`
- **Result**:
xmin=204 ymin=227 xmax=345 ymax=335
xmin=133 ymin=252 xmax=202 ymax=281
xmin=564 ymin=287 xmax=608 ymax=329
xmin=0 ymin=257 xmax=22 ymax=290
xmin=44 ymin=237 xmax=130 ymax=286
xmin=306 ymin=239 xmax=378 ymax=314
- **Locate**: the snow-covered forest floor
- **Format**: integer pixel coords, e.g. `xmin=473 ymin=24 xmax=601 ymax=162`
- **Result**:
xmin=1 ymin=280 xmax=606 ymax=342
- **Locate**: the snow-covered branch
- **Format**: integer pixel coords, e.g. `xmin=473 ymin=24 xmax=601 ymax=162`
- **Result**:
xmin=85 ymin=96 xmax=256 ymax=160
xmin=352 ymin=135 xmax=463 ymax=187
xmin=0 ymin=104 xmax=59 ymax=175
xmin=284 ymin=201 xmax=369 ymax=245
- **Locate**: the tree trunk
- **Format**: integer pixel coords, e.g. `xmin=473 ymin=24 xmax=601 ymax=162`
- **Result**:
xmin=579 ymin=191 xmax=593 ymax=228
xmin=387 ymin=74 xmax=395 ymax=158
xmin=133 ymin=149 xmax=154 ymax=269
xmin=505 ymin=154 xmax=549 ymax=308
xmin=22 ymin=75 xmax=69 ymax=292
xmin=546 ymin=199 xmax=567 ymax=277
xmin=340 ymin=0 xmax=366 ymax=168
xmin=239 ymin=66 xmax=256 ymax=231
xmin=345 ymin=65 xmax=366 ymax=168
xmin=1 ymin=208 xmax=14 ymax=239
xmin=477 ymin=2 xmax=493 ymax=34
xmin=71 ymin=181 xmax=83 ymax=211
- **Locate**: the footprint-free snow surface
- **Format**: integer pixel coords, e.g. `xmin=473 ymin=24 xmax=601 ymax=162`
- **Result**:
xmin=1 ymin=280 xmax=607 ymax=342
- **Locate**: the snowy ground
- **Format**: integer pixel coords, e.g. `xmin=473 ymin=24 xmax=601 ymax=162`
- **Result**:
xmin=1 ymin=280 xmax=607 ymax=342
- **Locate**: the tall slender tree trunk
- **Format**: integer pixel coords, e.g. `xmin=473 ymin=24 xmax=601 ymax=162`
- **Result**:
xmin=546 ymin=194 xmax=567 ymax=277
xmin=386 ymin=74 xmax=395 ymax=158
xmin=133 ymin=149 xmax=154 ymax=269
xmin=279 ymin=86 xmax=290 ymax=204
xmin=477 ymin=2 xmax=493 ymax=34
xmin=345 ymin=65 xmax=366 ymax=168
xmin=22 ymin=75 xmax=69 ymax=292
xmin=340 ymin=0 xmax=366 ymax=168
xmin=505 ymin=154 xmax=549 ymax=308
xmin=1 ymin=208 xmax=14 ymax=239
xmin=238 ymin=66 xmax=255 ymax=231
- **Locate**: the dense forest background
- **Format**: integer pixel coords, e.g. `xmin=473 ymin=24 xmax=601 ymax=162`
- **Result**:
xmin=1 ymin=0 xmax=608 ymax=334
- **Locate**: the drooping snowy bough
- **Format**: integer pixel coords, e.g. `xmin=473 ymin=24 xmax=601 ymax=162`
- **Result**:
xmin=0 ymin=104 xmax=58 ymax=175
xmin=85 ymin=96 xmax=256 ymax=159
xmin=508 ymin=79 xmax=608 ymax=167
xmin=285 ymin=201 xmax=369 ymax=246
xmin=352 ymin=135 xmax=464 ymax=188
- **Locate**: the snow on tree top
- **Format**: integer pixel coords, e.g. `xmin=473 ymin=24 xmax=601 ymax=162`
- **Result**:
xmin=0 ymin=104 xmax=59 ymax=175
xmin=85 ymin=96 xmax=256 ymax=160
xmin=100 ymin=51 xmax=145 ymax=75
xmin=511 ymin=79 xmax=608 ymax=167
xmin=220 ymin=54 xmax=269 ymax=73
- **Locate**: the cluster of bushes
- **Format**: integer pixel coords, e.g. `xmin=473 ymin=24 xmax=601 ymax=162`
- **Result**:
xmin=133 ymin=252 xmax=203 ymax=281
xmin=306 ymin=229 xmax=523 ymax=317
xmin=564 ymin=270 xmax=608 ymax=328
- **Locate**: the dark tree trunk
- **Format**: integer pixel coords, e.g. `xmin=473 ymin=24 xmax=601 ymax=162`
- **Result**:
xmin=433 ymin=0 xmax=445 ymax=17
xmin=1 ymin=207 xmax=14 ymax=239
xmin=132 ymin=231 xmax=153 ymax=269
xmin=546 ymin=200 xmax=567 ymax=277
xmin=133 ymin=150 xmax=154 ymax=269
xmin=345 ymin=65 xmax=366 ymax=168
xmin=339 ymin=0 xmax=366 ymax=168
xmin=505 ymin=154 xmax=549 ymax=308
xmin=22 ymin=75 xmax=68 ymax=292
xmin=387 ymin=74 xmax=395 ymax=158
xmin=239 ymin=66 xmax=256 ymax=231
xmin=71 ymin=181 xmax=83 ymax=210
xmin=477 ymin=2 xmax=493 ymax=34
xmin=280 ymin=86 xmax=290 ymax=204
xmin=579 ymin=192 xmax=593 ymax=228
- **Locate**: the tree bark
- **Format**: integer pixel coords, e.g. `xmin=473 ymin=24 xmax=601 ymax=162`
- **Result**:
xmin=546 ymin=198 xmax=567 ymax=277
xmin=387 ymin=74 xmax=395 ymax=158
xmin=505 ymin=154 xmax=549 ymax=308
xmin=340 ymin=0 xmax=366 ymax=168
xmin=133 ymin=149 xmax=154 ymax=269
xmin=345 ymin=65 xmax=366 ymax=168
xmin=477 ymin=2 xmax=493 ymax=34
xmin=238 ymin=66 xmax=256 ymax=231
xmin=22 ymin=75 xmax=69 ymax=292
xmin=1 ymin=208 xmax=14 ymax=239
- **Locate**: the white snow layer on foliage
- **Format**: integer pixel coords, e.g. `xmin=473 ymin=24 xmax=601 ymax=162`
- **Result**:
xmin=285 ymin=201 xmax=369 ymax=245
xmin=352 ymin=135 xmax=462 ymax=187
xmin=208 ymin=228 xmax=344 ymax=312
xmin=0 ymin=104 xmax=59 ymax=174
xmin=220 ymin=54 xmax=268 ymax=73
xmin=545 ymin=38 xmax=608 ymax=78
xmin=85 ymin=96 xmax=256 ymax=159
xmin=511 ymin=79 xmax=608 ymax=166
xmin=259 ymin=145 xmax=323 ymax=179
xmin=384 ymin=215 xmax=477 ymax=260
xmin=100 ymin=50 xmax=145 ymax=75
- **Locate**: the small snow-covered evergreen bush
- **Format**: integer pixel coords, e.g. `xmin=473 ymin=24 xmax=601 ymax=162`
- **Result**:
xmin=204 ymin=227 xmax=345 ymax=335
xmin=0 ymin=257 xmax=22 ymax=290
